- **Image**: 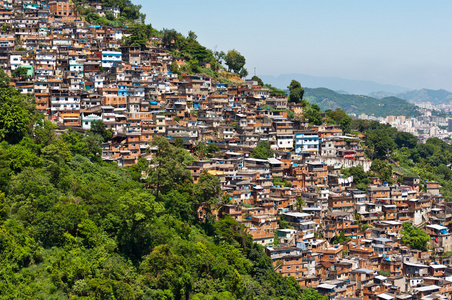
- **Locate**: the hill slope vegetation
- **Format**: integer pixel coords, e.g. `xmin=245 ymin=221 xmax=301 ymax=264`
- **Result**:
xmin=304 ymin=87 xmax=421 ymax=118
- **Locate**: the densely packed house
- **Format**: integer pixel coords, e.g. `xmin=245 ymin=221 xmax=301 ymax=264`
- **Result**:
xmin=4 ymin=1 xmax=452 ymax=299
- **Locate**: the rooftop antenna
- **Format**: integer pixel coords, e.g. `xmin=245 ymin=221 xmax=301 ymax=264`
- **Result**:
xmin=254 ymin=67 xmax=256 ymax=77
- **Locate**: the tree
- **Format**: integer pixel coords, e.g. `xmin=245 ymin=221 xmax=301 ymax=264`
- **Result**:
xmin=214 ymin=216 xmax=252 ymax=250
xmin=12 ymin=67 xmax=29 ymax=80
xmin=327 ymin=108 xmax=348 ymax=124
xmin=124 ymin=23 xmax=153 ymax=50
xmin=251 ymin=140 xmax=274 ymax=159
xmin=342 ymin=165 xmax=370 ymax=186
xmin=189 ymin=59 xmax=201 ymax=73
xmin=0 ymin=219 xmax=39 ymax=270
xmin=224 ymin=49 xmax=246 ymax=74
xmin=251 ymin=76 xmax=264 ymax=86
xmin=351 ymin=119 xmax=373 ymax=132
xmin=301 ymin=288 xmax=328 ymax=300
xmin=296 ymin=197 xmax=305 ymax=211
xmin=370 ymin=159 xmax=393 ymax=183
xmin=121 ymin=4 xmax=143 ymax=21
xmin=394 ymin=131 xmax=418 ymax=149
xmin=206 ymin=143 xmax=220 ymax=156
xmin=0 ymin=104 xmax=30 ymax=144
xmin=366 ymin=129 xmax=396 ymax=160
xmin=304 ymin=105 xmax=323 ymax=125
xmin=278 ymin=214 xmax=290 ymax=229
xmin=33 ymin=117 xmax=57 ymax=147
xmin=328 ymin=108 xmax=352 ymax=133
xmin=340 ymin=116 xmax=352 ymax=134
xmin=174 ymin=138 xmax=184 ymax=148
xmin=378 ymin=270 xmax=391 ymax=277
xmin=213 ymin=50 xmax=226 ymax=65
xmin=162 ymin=28 xmax=179 ymax=49
xmin=193 ymin=172 xmax=221 ymax=214
xmin=105 ymin=11 xmax=115 ymax=21
xmin=140 ymin=244 xmax=191 ymax=299
xmin=147 ymin=136 xmax=193 ymax=201
xmin=436 ymin=164 xmax=452 ymax=181
xmin=188 ymin=30 xmax=197 ymax=41
xmin=89 ymin=120 xmax=113 ymax=142
xmin=288 ymin=80 xmax=305 ymax=104
xmin=0 ymin=66 xmax=11 ymax=90
xmin=239 ymin=68 xmax=248 ymax=79
xmin=170 ymin=61 xmax=181 ymax=75
xmin=331 ymin=231 xmax=350 ymax=244
xmin=401 ymin=222 xmax=430 ymax=251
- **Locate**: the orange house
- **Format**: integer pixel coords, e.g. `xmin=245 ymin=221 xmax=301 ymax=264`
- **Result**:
xmin=320 ymin=245 xmax=343 ymax=263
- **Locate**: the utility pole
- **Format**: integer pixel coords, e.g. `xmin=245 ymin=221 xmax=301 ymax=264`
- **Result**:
xmin=254 ymin=67 xmax=256 ymax=77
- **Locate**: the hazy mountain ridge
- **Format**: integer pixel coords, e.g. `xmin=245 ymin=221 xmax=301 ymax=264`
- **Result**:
xmin=304 ymin=88 xmax=421 ymax=118
xmin=368 ymin=91 xmax=398 ymax=99
xmin=260 ymin=73 xmax=410 ymax=95
xmin=395 ymin=89 xmax=452 ymax=105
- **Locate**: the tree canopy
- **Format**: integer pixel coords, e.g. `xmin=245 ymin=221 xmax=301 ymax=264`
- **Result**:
xmin=11 ymin=66 xmax=29 ymax=80
xmin=365 ymin=129 xmax=396 ymax=160
xmin=301 ymin=288 xmax=328 ymax=300
xmin=304 ymin=104 xmax=323 ymax=125
xmin=251 ymin=75 xmax=264 ymax=86
xmin=326 ymin=108 xmax=352 ymax=134
xmin=401 ymin=222 xmax=430 ymax=251
xmin=251 ymin=140 xmax=274 ymax=160
xmin=224 ymin=49 xmax=246 ymax=74
xmin=123 ymin=23 xmax=153 ymax=50
xmin=288 ymin=80 xmax=305 ymax=104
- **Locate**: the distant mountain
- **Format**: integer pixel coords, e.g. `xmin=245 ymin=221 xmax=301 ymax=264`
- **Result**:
xmin=259 ymin=73 xmax=410 ymax=95
xmin=368 ymin=91 xmax=397 ymax=99
xmin=304 ymin=88 xmax=421 ymax=118
xmin=334 ymin=90 xmax=350 ymax=95
xmin=395 ymin=89 xmax=452 ymax=105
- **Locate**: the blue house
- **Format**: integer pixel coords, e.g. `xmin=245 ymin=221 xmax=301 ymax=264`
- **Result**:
xmin=294 ymin=130 xmax=319 ymax=154
xmin=118 ymin=85 xmax=127 ymax=97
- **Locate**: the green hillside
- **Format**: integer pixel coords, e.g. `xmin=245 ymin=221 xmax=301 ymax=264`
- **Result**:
xmin=0 ymin=68 xmax=304 ymax=298
xmin=304 ymin=87 xmax=421 ymax=118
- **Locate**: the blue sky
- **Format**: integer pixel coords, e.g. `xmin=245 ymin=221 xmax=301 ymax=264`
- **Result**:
xmin=134 ymin=0 xmax=452 ymax=91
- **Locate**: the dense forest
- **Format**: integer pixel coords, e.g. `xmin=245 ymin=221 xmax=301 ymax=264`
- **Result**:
xmin=0 ymin=67 xmax=327 ymax=299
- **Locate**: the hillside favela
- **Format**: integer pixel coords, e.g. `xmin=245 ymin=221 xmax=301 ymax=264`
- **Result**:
xmin=2 ymin=1 xmax=452 ymax=300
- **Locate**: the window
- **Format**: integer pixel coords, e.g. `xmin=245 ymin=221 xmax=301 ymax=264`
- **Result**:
xmin=329 ymin=255 xmax=335 ymax=259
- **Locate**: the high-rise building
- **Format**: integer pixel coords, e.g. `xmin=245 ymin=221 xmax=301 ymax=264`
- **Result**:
xmin=448 ymin=119 xmax=452 ymax=132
